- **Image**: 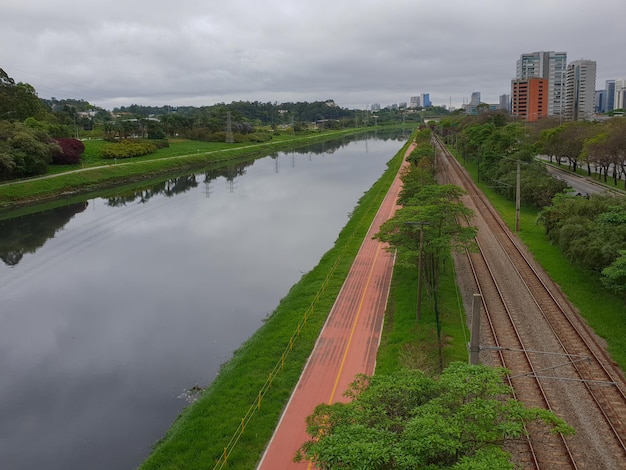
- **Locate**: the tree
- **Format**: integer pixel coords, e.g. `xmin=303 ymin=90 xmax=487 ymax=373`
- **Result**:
xmin=602 ymin=250 xmax=626 ymax=301
xmin=539 ymin=121 xmax=596 ymax=173
xmin=583 ymin=118 xmax=626 ymax=187
xmin=0 ymin=68 xmax=49 ymax=121
xmin=295 ymin=363 xmax=573 ymax=469
xmin=147 ymin=120 xmax=166 ymax=139
xmin=375 ymin=140 xmax=476 ymax=368
xmin=0 ymin=121 xmax=60 ymax=179
xmin=53 ymin=138 xmax=85 ymax=164
xmin=376 ymin=182 xmax=476 ymax=285
xmin=538 ymin=193 xmax=626 ymax=272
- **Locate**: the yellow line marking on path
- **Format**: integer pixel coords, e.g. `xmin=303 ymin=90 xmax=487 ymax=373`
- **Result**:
xmin=328 ymin=244 xmax=381 ymax=404
xmin=304 ymin=148 xmax=409 ymax=469
xmin=306 ymin=246 xmax=382 ymax=470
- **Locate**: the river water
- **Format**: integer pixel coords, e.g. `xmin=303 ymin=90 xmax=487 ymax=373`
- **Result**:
xmin=0 ymin=131 xmax=408 ymax=469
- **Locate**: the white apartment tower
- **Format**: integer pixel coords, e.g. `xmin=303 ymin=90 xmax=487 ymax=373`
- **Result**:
xmin=564 ymin=59 xmax=597 ymax=121
xmin=516 ymin=51 xmax=567 ymax=117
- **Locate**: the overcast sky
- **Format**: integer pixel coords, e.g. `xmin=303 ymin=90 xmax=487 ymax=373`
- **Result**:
xmin=1 ymin=0 xmax=624 ymax=111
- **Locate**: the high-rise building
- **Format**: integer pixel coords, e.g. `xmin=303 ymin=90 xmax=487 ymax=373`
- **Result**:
xmin=615 ymin=79 xmax=626 ymax=110
xmin=511 ymin=78 xmax=547 ymax=121
xmin=605 ymin=80 xmax=616 ymax=113
xmin=564 ymin=59 xmax=597 ymax=121
xmin=421 ymin=93 xmax=431 ymax=108
xmin=499 ymin=94 xmax=511 ymax=112
xmin=409 ymin=96 xmax=421 ymax=108
xmin=595 ymin=89 xmax=606 ymax=114
xmin=516 ymin=51 xmax=567 ymax=117
xmin=463 ymin=92 xmax=482 ymax=115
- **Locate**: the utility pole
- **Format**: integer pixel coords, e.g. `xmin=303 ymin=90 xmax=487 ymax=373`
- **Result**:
xmin=469 ymin=294 xmax=482 ymax=365
xmin=225 ymin=111 xmax=234 ymax=143
xmin=515 ymin=159 xmax=521 ymax=232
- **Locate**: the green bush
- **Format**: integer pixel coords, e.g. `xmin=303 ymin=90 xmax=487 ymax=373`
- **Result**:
xmin=247 ymin=132 xmax=273 ymax=142
xmin=99 ymin=140 xmax=158 ymax=159
xmin=0 ymin=121 xmax=59 ymax=179
xmin=150 ymin=139 xmax=169 ymax=149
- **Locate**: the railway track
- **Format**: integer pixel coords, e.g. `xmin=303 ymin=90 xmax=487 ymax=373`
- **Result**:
xmin=433 ymin=135 xmax=626 ymax=469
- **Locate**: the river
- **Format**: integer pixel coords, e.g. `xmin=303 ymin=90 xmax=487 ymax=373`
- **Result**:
xmin=0 ymin=131 xmax=408 ymax=469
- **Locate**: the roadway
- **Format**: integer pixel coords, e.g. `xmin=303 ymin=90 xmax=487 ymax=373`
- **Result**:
xmin=538 ymin=156 xmax=624 ymax=197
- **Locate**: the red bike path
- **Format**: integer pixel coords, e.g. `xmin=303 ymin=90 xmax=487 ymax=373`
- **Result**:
xmin=257 ymin=141 xmax=415 ymax=469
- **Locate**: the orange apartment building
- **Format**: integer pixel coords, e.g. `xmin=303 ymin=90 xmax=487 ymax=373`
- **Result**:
xmin=511 ymin=77 xmax=547 ymax=122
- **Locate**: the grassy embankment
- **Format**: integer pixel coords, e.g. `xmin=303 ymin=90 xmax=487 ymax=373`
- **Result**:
xmin=0 ymin=128 xmax=377 ymax=212
xmin=139 ymin=132 xmax=418 ymax=470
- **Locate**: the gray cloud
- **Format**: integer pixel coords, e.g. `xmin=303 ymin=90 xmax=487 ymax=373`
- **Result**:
xmin=1 ymin=0 xmax=624 ymax=110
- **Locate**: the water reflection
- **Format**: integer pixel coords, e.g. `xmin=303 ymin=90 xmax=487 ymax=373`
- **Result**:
xmin=0 ymin=131 xmax=403 ymax=266
xmin=0 ymin=131 xmax=409 ymax=470
xmin=106 ymin=164 xmax=252 ymax=207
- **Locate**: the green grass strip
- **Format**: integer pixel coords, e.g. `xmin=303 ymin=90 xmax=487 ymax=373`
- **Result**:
xmin=376 ymin=251 xmax=470 ymax=376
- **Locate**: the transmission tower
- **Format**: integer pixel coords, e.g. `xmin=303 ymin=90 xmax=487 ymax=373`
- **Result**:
xmin=225 ymin=111 xmax=234 ymax=143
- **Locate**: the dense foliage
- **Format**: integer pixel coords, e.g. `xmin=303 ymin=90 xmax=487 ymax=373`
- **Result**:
xmin=440 ymin=112 xmax=568 ymax=208
xmin=538 ymin=193 xmax=626 ymax=291
xmin=537 ymin=118 xmax=626 ymax=187
xmin=0 ymin=120 xmax=60 ymax=179
xmin=0 ymin=68 xmax=49 ymax=121
xmin=53 ymin=138 xmax=85 ymax=164
xmin=440 ymin=111 xmax=626 ymax=299
xmin=296 ymin=363 xmax=573 ymax=469
xmin=376 ymin=130 xmax=477 ymax=292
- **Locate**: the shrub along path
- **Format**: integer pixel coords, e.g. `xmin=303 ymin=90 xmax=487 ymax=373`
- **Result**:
xmin=256 ymin=141 xmax=415 ymax=469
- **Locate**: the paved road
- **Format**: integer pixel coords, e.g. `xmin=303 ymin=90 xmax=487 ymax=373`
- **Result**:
xmin=537 ymin=155 xmax=624 ymax=196
xmin=256 ymin=142 xmax=414 ymax=469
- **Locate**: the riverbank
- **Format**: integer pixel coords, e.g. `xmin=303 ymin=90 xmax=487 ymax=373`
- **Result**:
xmin=139 ymin=132 xmax=415 ymax=470
xmin=0 ymin=127 xmax=389 ymax=214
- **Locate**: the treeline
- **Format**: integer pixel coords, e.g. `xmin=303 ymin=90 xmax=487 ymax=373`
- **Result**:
xmin=0 ymin=68 xmax=95 ymax=179
xmin=0 ymin=64 xmax=445 ymax=181
xmin=115 ymin=100 xmax=354 ymax=126
xmin=438 ymin=112 xmax=569 ymax=208
xmin=437 ymin=111 xmax=626 ymax=298
xmin=376 ymin=128 xmax=477 ymax=322
xmin=112 ymin=101 xmax=436 ymax=129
